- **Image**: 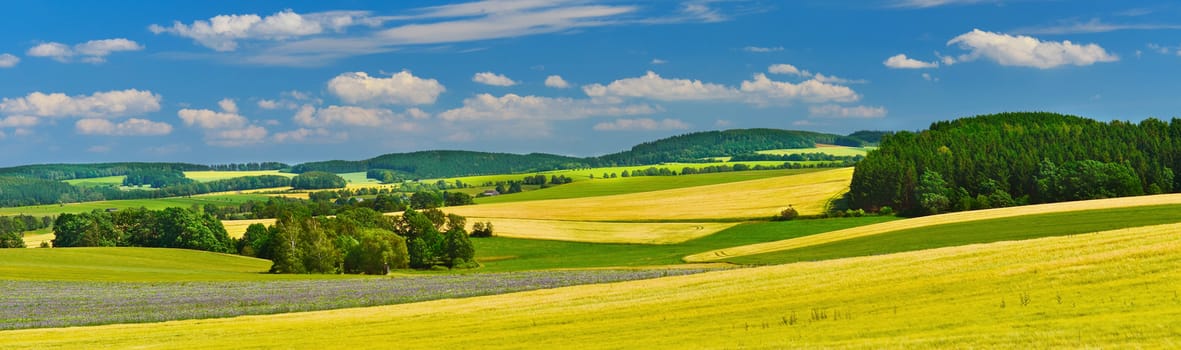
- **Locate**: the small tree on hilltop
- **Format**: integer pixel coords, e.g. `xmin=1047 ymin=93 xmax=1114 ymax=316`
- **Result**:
xmin=774 ymin=206 xmax=799 ymax=221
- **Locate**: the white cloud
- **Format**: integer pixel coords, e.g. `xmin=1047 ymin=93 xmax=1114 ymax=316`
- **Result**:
xmin=294 ymin=105 xmax=395 ymax=127
xmin=405 ymin=107 xmax=431 ymax=120
xmin=177 ymin=108 xmax=248 ymax=129
xmin=922 ymin=73 xmax=939 ymax=81
xmin=768 ymin=64 xmax=808 ymax=76
xmin=808 ymin=105 xmax=887 ymax=119
xmin=149 ymin=10 xmax=376 ymax=51
xmin=891 ymin=0 xmax=995 ymax=8
xmin=739 ymin=74 xmax=860 ymax=104
xmin=257 ymin=99 xmax=280 ymax=109
xmin=1016 ymin=18 xmax=1181 ymax=35
xmin=472 ymin=72 xmax=517 ymax=86
xmin=0 ymin=53 xmax=19 ymax=68
xmin=206 ymin=125 xmax=269 ymax=147
xmin=593 ymin=118 xmax=689 ymax=131
xmin=273 ymin=127 xmax=348 ymax=143
xmin=75 ymin=118 xmax=173 ymax=136
xmin=947 ymin=29 xmax=1118 ymax=68
xmin=438 ymin=93 xmax=659 ymax=121
xmin=0 ymin=116 xmax=38 ymax=128
xmin=27 ymin=39 xmax=142 ymax=63
xmin=583 ymin=71 xmax=739 ymax=101
xmin=218 ymin=98 xmax=239 ymax=114
xmin=744 ymin=46 xmax=783 ymax=53
xmin=327 ymin=70 xmax=445 ymax=105
xmin=545 ymin=75 xmax=570 ymax=88
xmin=651 ymin=58 xmax=668 ymax=64
xmin=812 ymin=73 xmax=866 ymax=85
xmin=376 ymin=4 xmax=636 ymax=45
xmin=884 ymin=54 xmax=939 ymax=69
xmin=0 ymin=89 xmax=161 ymax=118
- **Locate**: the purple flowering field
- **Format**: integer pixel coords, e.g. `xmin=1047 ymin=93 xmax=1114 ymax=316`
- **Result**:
xmin=0 ymin=269 xmax=709 ymax=330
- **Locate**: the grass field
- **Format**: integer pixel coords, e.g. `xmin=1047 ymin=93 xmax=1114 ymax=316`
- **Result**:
xmin=183 ymin=170 xmax=295 ymax=182
xmin=0 ymin=247 xmax=332 ymax=282
xmin=447 ymin=167 xmax=853 ymax=221
xmin=726 ymin=203 xmax=1181 ymax=265
xmin=685 ymin=193 xmax=1181 ymax=262
xmin=0 ymin=194 xmax=271 ymax=216
xmin=476 ymin=168 xmax=818 ymax=204
xmin=757 ymin=144 xmax=872 ymax=157
xmin=464 ymin=218 xmax=738 ymax=244
xmin=62 ymin=175 xmax=126 ymax=187
xmin=6 ymin=222 xmax=1177 ymax=348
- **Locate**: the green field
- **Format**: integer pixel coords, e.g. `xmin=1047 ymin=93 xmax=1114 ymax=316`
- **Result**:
xmin=0 ymin=247 xmax=355 ymax=282
xmin=6 ymin=221 xmax=1177 ymax=348
xmin=726 ymin=203 xmax=1181 ymax=265
xmin=0 ymin=194 xmax=270 ymax=216
xmin=473 ymin=216 xmax=894 ymax=271
xmin=476 ymin=168 xmax=819 ymax=204
xmin=62 ymin=175 xmax=127 ymax=187
xmin=182 ymin=170 xmax=295 ymax=182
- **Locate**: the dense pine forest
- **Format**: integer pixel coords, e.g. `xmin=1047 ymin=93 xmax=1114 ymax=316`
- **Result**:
xmin=849 ymin=112 xmax=1181 ymax=215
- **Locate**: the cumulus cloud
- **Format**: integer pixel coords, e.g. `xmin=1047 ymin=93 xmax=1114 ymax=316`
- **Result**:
xmin=0 ymin=89 xmax=161 ymax=118
xmin=472 ymin=72 xmax=517 ymax=86
xmin=0 ymin=116 xmax=38 ymax=128
xmin=149 ymin=10 xmax=376 ymax=51
xmin=808 ymin=105 xmax=888 ymax=119
xmin=768 ymin=64 xmax=808 ymax=76
xmin=739 ymin=74 xmax=860 ymax=104
xmin=27 ymin=39 xmax=143 ymax=63
xmin=218 ymin=98 xmax=239 ymax=114
xmin=438 ymin=93 xmax=659 ymax=121
xmin=206 ymin=125 xmax=269 ymax=147
xmin=327 ymin=71 xmax=445 ymax=105
xmin=593 ymin=118 xmax=689 ymax=131
xmin=651 ymin=58 xmax=668 ymax=65
xmin=884 ymin=54 xmax=939 ymax=69
xmin=178 ymin=108 xmax=248 ymax=129
xmin=295 ymin=105 xmax=391 ymax=127
xmin=947 ymin=29 xmax=1118 ymax=68
xmin=744 ymin=46 xmax=783 ymax=53
xmin=0 ymin=53 xmax=19 ymax=68
xmin=257 ymin=99 xmax=280 ymax=109
xmin=272 ymin=127 xmax=348 ymax=143
xmin=583 ymin=71 xmax=738 ymax=101
xmin=545 ymin=75 xmax=571 ymax=88
xmin=75 ymin=118 xmax=173 ymax=136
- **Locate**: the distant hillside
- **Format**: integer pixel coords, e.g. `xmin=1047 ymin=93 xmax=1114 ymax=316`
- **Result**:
xmin=290 ymin=150 xmax=589 ymax=179
xmin=850 ymin=112 xmax=1181 ymax=214
xmin=0 ymin=162 xmax=288 ymax=181
xmin=592 ymin=129 xmax=863 ymax=166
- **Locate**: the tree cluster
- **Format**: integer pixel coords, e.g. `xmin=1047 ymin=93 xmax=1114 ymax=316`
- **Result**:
xmin=122 ymin=169 xmax=194 ymax=188
xmin=206 ymin=162 xmax=288 ymax=171
xmin=0 ymin=215 xmax=53 ymax=248
xmin=850 ymin=112 xmax=1181 ymax=215
xmin=290 ymin=171 xmax=347 ymax=190
xmin=53 ymin=207 xmax=234 ymax=253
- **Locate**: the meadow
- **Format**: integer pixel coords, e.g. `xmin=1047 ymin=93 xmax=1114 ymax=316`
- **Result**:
xmin=182 ymin=170 xmax=294 ymax=182
xmin=685 ymin=192 xmax=1181 ymax=262
xmin=5 ymin=222 xmax=1176 ymax=348
xmin=446 ymin=167 xmax=853 ymax=221
xmin=463 ymin=218 xmax=738 ymax=244
xmin=756 ymin=144 xmax=872 ymax=157
xmin=0 ymin=194 xmax=270 ymax=217
xmin=475 ymin=168 xmax=815 ymax=204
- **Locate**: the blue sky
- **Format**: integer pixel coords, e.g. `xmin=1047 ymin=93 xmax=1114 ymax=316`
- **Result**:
xmin=1 ymin=0 xmax=1179 ymax=166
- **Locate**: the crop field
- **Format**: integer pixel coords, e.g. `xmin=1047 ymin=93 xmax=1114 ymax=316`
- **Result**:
xmin=62 ymin=175 xmax=126 ymax=187
xmin=0 ymin=247 xmax=320 ymax=282
xmin=757 ymin=144 xmax=872 ymax=157
xmin=6 ymin=222 xmax=1177 ymax=348
xmin=0 ymin=194 xmax=271 ymax=217
xmin=685 ymin=192 xmax=1181 ymax=262
xmin=0 ymin=269 xmax=707 ymax=330
xmin=427 ymin=162 xmax=831 ymax=189
xmin=465 ymin=218 xmax=738 ymax=244
xmin=724 ymin=203 xmax=1181 ymax=265
xmin=447 ymin=167 xmax=853 ymax=221
xmin=18 ymin=228 xmax=52 ymax=247
xmin=222 ymin=219 xmax=276 ymax=239
xmin=182 ymin=170 xmax=294 ymax=182
xmin=476 ymin=168 xmax=817 ymax=204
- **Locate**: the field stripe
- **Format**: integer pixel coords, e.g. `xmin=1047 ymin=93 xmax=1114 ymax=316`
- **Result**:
xmin=683 ymin=193 xmax=1181 ymax=262
xmin=464 ymin=217 xmax=737 ymax=244
xmin=3 ymin=222 xmax=1178 ymax=348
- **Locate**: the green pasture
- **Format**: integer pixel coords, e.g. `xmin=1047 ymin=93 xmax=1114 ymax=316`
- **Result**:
xmin=0 ymin=247 xmax=363 ymax=282
xmin=472 ymin=216 xmax=895 ymax=272
xmin=728 ymin=203 xmax=1181 ymax=265
xmin=0 ymin=194 xmax=270 ymax=216
xmin=62 ymin=176 xmax=127 ymax=187
xmin=182 ymin=170 xmax=295 ymax=182
xmin=475 ymin=168 xmax=822 ymax=204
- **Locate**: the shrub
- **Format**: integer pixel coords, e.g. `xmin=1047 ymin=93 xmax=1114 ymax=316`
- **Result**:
xmin=774 ymin=206 xmax=799 ymax=221
xmin=878 ymin=206 xmax=894 ymax=216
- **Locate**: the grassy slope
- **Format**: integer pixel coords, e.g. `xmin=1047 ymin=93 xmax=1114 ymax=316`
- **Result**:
xmin=0 ymin=248 xmax=324 ymax=282
xmin=182 ymin=170 xmax=294 ymax=182
xmin=757 ymin=145 xmax=871 ymax=157
xmin=473 ymin=216 xmax=894 ymax=272
xmin=475 ymin=168 xmax=815 ymax=204
xmin=6 ymin=223 xmax=1178 ymax=348
xmin=446 ymin=167 xmax=853 ymax=221
xmin=685 ymin=193 xmax=1181 ymax=262
xmin=62 ymin=175 xmax=126 ymax=187
xmin=0 ymin=194 xmax=270 ymax=216
xmin=727 ymin=203 xmax=1181 ymax=265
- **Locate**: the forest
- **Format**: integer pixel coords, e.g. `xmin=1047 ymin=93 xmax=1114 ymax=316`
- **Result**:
xmin=849 ymin=112 xmax=1181 ymax=215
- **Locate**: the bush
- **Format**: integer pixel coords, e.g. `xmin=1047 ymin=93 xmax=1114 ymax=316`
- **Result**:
xmin=878 ymin=206 xmax=894 ymax=216
xmin=470 ymin=222 xmax=495 ymax=237
xmin=774 ymin=206 xmax=799 ymax=221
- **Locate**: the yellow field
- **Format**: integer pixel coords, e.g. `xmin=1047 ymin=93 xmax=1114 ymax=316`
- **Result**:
xmin=465 ymin=218 xmax=737 ymax=244
xmin=20 ymin=232 xmax=53 ymax=247
xmin=757 ymin=144 xmax=871 ymax=157
xmin=6 ymin=222 xmax=1178 ymax=348
xmin=221 ymin=219 xmax=276 ymax=239
xmin=684 ymin=192 xmax=1181 ymax=262
xmin=446 ymin=167 xmax=853 ymax=221
xmin=183 ymin=170 xmax=295 ymax=182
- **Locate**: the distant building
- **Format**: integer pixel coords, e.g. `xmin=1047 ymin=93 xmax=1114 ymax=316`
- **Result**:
xmin=481 ymin=190 xmax=500 ymax=196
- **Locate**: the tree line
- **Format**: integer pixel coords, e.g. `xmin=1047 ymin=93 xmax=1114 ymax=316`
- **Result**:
xmin=850 ymin=112 xmax=1181 ymax=215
